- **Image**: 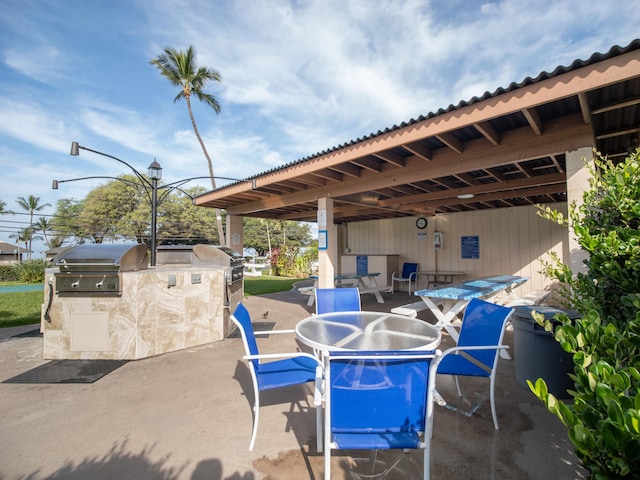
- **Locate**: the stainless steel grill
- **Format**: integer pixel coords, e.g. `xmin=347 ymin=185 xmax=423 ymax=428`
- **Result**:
xmin=52 ymin=243 xmax=149 ymax=296
xmin=192 ymin=244 xmax=244 ymax=284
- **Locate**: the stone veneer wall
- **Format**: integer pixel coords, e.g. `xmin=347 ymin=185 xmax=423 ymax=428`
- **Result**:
xmin=42 ymin=266 xmax=232 ymax=360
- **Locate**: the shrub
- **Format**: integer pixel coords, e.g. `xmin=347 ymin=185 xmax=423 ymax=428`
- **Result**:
xmin=12 ymin=259 xmax=48 ymax=284
xmin=0 ymin=264 xmax=17 ymax=281
xmin=529 ymin=149 xmax=640 ymax=478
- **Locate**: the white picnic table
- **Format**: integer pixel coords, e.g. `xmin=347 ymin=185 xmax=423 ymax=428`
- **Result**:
xmin=299 ymin=272 xmax=392 ymax=306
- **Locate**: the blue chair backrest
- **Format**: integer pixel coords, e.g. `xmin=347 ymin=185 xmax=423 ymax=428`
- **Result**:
xmin=329 ymin=351 xmax=434 ymax=434
xmin=402 ymin=262 xmax=419 ymax=278
xmin=232 ymin=303 xmax=259 ymax=368
xmin=316 ymin=288 xmax=361 ymax=315
xmin=458 ymin=298 xmax=512 ymax=368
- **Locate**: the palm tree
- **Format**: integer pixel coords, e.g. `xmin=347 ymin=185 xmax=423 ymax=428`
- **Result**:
xmin=150 ymin=46 xmax=226 ymax=245
xmin=35 ymin=217 xmax=53 ymax=249
xmin=9 ymin=228 xmax=42 ymax=261
xmin=16 ymin=195 xmax=51 ymax=259
xmin=0 ymin=199 xmax=13 ymax=215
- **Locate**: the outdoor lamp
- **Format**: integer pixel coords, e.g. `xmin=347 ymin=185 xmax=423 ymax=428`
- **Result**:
xmin=52 ymin=180 xmax=59 ymax=189
xmin=148 ymin=159 xmax=162 ymax=180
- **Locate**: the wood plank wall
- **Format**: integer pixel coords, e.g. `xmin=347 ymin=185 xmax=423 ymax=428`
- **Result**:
xmin=339 ymin=203 xmax=568 ymax=295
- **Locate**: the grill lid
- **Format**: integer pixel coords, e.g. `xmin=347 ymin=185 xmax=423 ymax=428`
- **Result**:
xmin=53 ymin=243 xmax=149 ymax=271
xmin=192 ymin=244 xmax=244 ymax=266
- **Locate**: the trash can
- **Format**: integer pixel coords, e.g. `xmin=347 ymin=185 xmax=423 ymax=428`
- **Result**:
xmin=512 ymin=306 xmax=581 ymax=399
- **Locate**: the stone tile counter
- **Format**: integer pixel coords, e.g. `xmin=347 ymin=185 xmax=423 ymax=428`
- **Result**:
xmin=42 ymin=265 xmax=240 ymax=360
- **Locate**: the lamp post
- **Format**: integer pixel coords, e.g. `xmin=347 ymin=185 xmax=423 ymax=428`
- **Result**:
xmin=62 ymin=142 xmax=252 ymax=266
xmin=147 ymin=160 xmax=162 ymax=267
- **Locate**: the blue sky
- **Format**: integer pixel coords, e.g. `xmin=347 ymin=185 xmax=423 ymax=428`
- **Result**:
xmin=1 ymin=0 xmax=639 ymax=256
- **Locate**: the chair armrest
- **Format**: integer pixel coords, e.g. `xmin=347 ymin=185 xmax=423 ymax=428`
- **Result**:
xmin=440 ymin=344 xmax=509 ymax=358
xmin=254 ymin=328 xmax=296 ymax=336
xmin=243 ymin=351 xmax=324 ymax=367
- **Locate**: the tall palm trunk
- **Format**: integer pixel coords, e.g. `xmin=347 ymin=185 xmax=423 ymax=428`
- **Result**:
xmin=185 ymin=95 xmax=226 ymax=245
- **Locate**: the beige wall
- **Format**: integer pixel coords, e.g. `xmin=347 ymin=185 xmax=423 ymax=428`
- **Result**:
xmin=340 ymin=202 xmax=568 ymax=295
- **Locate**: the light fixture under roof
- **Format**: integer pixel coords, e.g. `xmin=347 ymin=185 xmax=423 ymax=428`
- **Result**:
xmin=457 ymin=193 xmax=475 ymax=199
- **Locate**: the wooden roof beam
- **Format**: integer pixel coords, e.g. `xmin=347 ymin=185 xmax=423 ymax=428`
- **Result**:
xmin=330 ymin=163 xmax=361 ymax=178
xmin=522 ymin=107 xmax=543 ymax=135
xmin=474 ymin=121 xmax=501 ymax=145
xmin=436 ymin=132 xmax=464 ymax=154
xmin=372 ymin=150 xmax=406 ymax=167
xmin=403 ymin=142 xmax=432 ymax=161
xmin=379 ymin=172 xmax=566 ymax=207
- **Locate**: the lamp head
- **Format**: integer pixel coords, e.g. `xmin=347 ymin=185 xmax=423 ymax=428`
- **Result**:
xmin=148 ymin=159 xmax=162 ymax=180
xmin=52 ymin=180 xmax=59 ymax=190
xmin=70 ymin=142 xmax=80 ymax=156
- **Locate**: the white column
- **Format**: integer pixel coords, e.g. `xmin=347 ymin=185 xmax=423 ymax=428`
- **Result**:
xmin=317 ymin=198 xmax=336 ymax=288
xmin=565 ymin=147 xmax=594 ymax=275
xmin=226 ymin=214 xmax=244 ymax=253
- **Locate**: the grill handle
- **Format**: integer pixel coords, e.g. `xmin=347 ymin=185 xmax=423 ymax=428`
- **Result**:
xmin=57 ymin=261 xmax=117 ymax=267
xmin=43 ymin=278 xmax=54 ymax=322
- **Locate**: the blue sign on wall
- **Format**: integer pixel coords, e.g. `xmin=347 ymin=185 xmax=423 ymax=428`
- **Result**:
xmin=461 ymin=236 xmax=480 ymax=259
xmin=356 ymin=256 xmax=368 ymax=275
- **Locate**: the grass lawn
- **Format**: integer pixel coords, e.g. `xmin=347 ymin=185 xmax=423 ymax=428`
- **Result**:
xmin=0 ymin=290 xmax=43 ymax=328
xmin=0 ymin=276 xmax=301 ymax=328
xmin=243 ymin=275 xmax=299 ymax=296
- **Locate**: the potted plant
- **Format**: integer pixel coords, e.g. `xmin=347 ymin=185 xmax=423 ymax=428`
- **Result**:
xmin=528 ymin=149 xmax=640 ymax=478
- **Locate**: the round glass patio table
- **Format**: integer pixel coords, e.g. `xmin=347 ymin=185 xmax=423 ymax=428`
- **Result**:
xmin=295 ymin=311 xmax=441 ymax=352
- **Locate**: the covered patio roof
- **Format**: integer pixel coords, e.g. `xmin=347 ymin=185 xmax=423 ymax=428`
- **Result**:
xmin=195 ymin=40 xmax=640 ymax=224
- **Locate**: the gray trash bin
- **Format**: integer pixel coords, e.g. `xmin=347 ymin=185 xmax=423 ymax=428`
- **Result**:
xmin=512 ymin=306 xmax=580 ymax=399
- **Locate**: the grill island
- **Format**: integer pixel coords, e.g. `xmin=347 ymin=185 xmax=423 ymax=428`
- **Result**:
xmin=42 ymin=244 xmax=243 ymax=360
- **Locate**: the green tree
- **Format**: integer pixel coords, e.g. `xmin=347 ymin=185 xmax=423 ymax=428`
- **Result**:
xmin=243 ymin=218 xmax=313 ymax=257
xmin=80 ymin=175 xmax=147 ymax=244
xmin=158 ymin=186 xmax=221 ymax=244
xmin=149 ymin=46 xmax=226 ymax=246
xmin=50 ymin=198 xmax=85 ymax=244
xmin=15 ymin=195 xmax=50 ymax=259
xmin=50 ymin=181 xmax=225 ymax=246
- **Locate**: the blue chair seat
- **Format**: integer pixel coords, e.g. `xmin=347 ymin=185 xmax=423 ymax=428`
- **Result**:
xmin=332 ymin=431 xmax=422 ymax=450
xmin=256 ymin=357 xmax=319 ymax=390
xmin=436 ymin=354 xmax=491 ymax=378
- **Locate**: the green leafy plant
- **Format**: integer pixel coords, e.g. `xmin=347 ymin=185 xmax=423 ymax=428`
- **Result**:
xmin=529 ymin=150 xmax=640 ymax=478
xmin=12 ymin=259 xmax=48 ymax=284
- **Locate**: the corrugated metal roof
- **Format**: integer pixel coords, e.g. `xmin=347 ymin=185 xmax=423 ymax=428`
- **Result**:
xmin=195 ymin=39 xmax=640 ymax=223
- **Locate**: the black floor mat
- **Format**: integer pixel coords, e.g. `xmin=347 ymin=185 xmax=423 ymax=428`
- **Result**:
xmin=2 ymin=359 xmax=128 ymax=384
xmin=12 ymin=328 xmax=42 ymax=338
xmin=227 ymin=322 xmax=276 ymax=338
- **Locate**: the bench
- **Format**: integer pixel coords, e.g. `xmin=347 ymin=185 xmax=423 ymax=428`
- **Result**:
xmin=359 ymin=285 xmax=393 ymax=296
xmin=391 ymin=301 xmax=429 ymax=318
xmin=504 ymin=290 xmax=551 ymax=307
xmin=244 ymin=263 xmax=269 ymax=277
xmin=298 ymin=286 xmax=316 ymax=306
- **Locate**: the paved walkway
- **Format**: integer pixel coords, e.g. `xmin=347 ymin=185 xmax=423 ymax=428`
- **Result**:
xmin=0 ymin=287 xmax=586 ymax=479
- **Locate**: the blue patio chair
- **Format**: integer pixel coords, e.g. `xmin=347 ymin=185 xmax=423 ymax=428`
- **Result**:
xmin=230 ymin=303 xmax=323 ymax=451
xmin=324 ymin=350 xmax=440 ymax=480
xmin=436 ymin=298 xmax=514 ymax=430
xmin=391 ymin=262 xmax=419 ymax=295
xmin=315 ymin=287 xmax=361 ymax=315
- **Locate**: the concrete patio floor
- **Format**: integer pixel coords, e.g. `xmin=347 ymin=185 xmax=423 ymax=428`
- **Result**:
xmin=0 ymin=286 xmax=587 ymax=479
